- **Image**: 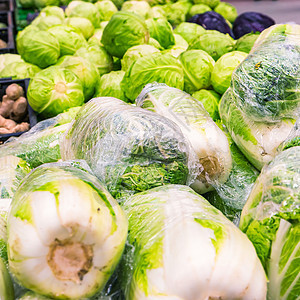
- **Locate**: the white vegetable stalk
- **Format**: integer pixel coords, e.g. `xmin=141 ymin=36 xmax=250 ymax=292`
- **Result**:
xmin=7 ymin=162 xmax=128 ymax=299
xmin=123 ymin=185 xmax=267 ymax=300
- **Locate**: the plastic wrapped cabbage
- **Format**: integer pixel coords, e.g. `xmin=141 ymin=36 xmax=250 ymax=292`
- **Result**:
xmin=121 ymin=184 xmax=267 ymax=299
xmin=239 ymin=146 xmax=300 ymax=300
xmin=0 ymin=108 xmax=80 ymax=168
xmin=136 ymin=83 xmax=232 ymax=194
xmin=278 ymin=118 xmax=300 ymax=151
xmin=211 ymin=51 xmax=247 ymax=95
xmin=230 ymin=24 xmax=300 ymax=122
xmin=94 ymin=70 xmax=127 ymax=101
xmin=27 ymin=66 xmax=84 ymax=118
xmin=101 ymin=11 xmax=149 ymax=58
xmin=7 ymin=161 xmax=128 ymax=299
xmin=16 ymin=29 xmax=60 ymax=69
xmin=61 ymin=97 xmax=198 ymax=199
xmin=219 ymin=88 xmax=295 ymax=170
xmin=179 ymin=49 xmax=215 ymax=94
xmin=121 ymin=52 xmax=184 ymax=101
xmin=47 ymin=25 xmax=87 ymax=56
xmin=189 ymin=30 xmax=235 ymax=61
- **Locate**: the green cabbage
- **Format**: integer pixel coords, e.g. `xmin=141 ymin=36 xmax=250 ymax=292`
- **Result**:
xmin=64 ymin=17 xmax=94 ymax=39
xmin=0 ymin=61 xmax=41 ymax=79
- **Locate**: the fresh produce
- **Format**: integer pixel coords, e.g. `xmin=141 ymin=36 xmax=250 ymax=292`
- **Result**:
xmin=61 ymin=97 xmax=198 ymax=199
xmin=7 ymin=161 xmax=128 ymax=299
xmin=16 ymin=28 xmax=60 ymax=69
xmin=189 ymin=30 xmax=235 ymax=61
xmin=94 ymin=0 xmax=118 ymax=22
xmin=231 ymin=24 xmax=300 ymax=122
xmin=47 ymin=25 xmax=87 ymax=56
xmin=211 ymin=50 xmax=247 ymax=94
xmin=219 ymin=88 xmax=295 ymax=170
xmin=64 ymin=17 xmax=94 ymax=39
xmin=39 ymin=6 xmax=65 ymax=21
xmin=214 ymin=2 xmax=237 ymax=23
xmin=31 ymin=15 xmax=62 ymax=30
xmin=121 ymin=44 xmax=160 ymax=71
xmin=233 ymin=11 xmax=275 ymax=39
xmin=94 ymin=70 xmax=127 ymax=101
xmin=56 ymin=55 xmax=99 ymax=101
xmin=188 ymin=11 xmax=234 ymax=37
xmin=193 ymin=0 xmax=220 ymax=9
xmin=179 ymin=49 xmax=215 ymax=94
xmin=136 ymin=83 xmax=232 ymax=193
xmin=240 ymin=144 xmax=300 ymax=300
xmin=121 ymin=184 xmax=267 ymax=299
xmin=27 ymin=66 xmax=84 ymax=118
xmin=101 ymin=11 xmax=149 ymax=58
xmin=121 ymin=52 xmax=184 ymax=101
xmin=0 ymin=54 xmax=24 ymax=73
xmin=192 ymin=89 xmax=220 ymax=121
xmin=188 ymin=3 xmax=211 ymax=19
xmin=0 ymin=61 xmax=41 ymax=80
xmin=234 ymin=32 xmax=260 ymax=53
xmin=173 ymin=22 xmax=205 ymax=45
xmin=121 ymin=0 xmax=152 ymax=19
xmin=0 ymin=257 xmax=14 ymax=300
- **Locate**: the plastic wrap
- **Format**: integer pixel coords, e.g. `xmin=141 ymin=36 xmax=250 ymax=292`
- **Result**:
xmin=0 ymin=107 xmax=80 ymax=169
xmin=7 ymin=161 xmax=128 ymax=299
xmin=136 ymin=83 xmax=232 ymax=194
xmin=121 ymin=184 xmax=267 ymax=300
xmin=239 ymin=146 xmax=300 ymax=300
xmin=0 ymin=256 xmax=14 ymax=300
xmin=219 ymin=88 xmax=295 ymax=170
xmin=61 ymin=97 xmax=199 ymax=199
xmin=230 ymin=24 xmax=300 ymax=123
xmin=278 ymin=117 xmax=300 ymax=151
xmin=204 ymin=124 xmax=259 ymax=225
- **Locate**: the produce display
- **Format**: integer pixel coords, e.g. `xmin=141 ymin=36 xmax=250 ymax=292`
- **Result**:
xmin=0 ymin=0 xmax=299 ymax=298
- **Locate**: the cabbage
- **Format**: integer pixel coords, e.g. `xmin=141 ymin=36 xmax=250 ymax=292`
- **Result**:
xmin=121 ymin=184 xmax=267 ymax=299
xmin=121 ymin=52 xmax=184 ymax=101
xmin=0 ymin=54 xmax=23 ymax=73
xmin=27 ymin=66 xmax=84 ymax=118
xmin=173 ymin=22 xmax=205 ymax=45
xmin=17 ymin=29 xmax=60 ymax=69
xmin=33 ymin=0 xmax=59 ymax=9
xmin=65 ymin=17 xmax=94 ymax=39
xmin=31 ymin=15 xmax=62 ymax=30
xmin=0 ymin=257 xmax=14 ymax=300
xmin=121 ymin=0 xmax=152 ymax=19
xmin=214 ymin=2 xmax=238 ymax=23
xmin=39 ymin=6 xmax=65 ymax=21
xmin=7 ymin=161 xmax=128 ymax=299
xmin=234 ymin=32 xmax=260 ymax=53
xmin=136 ymin=83 xmax=232 ymax=194
xmin=61 ymin=97 xmax=198 ymax=199
xmin=94 ymin=0 xmax=118 ymax=21
xmin=56 ymin=55 xmax=99 ymax=101
xmin=211 ymin=51 xmax=247 ymax=95
xmin=94 ymin=70 xmax=127 ymax=101
xmin=0 ymin=61 xmax=41 ymax=79
xmin=75 ymin=44 xmax=113 ymax=76
xmin=101 ymin=11 xmax=150 ymax=58
xmin=188 ymin=3 xmax=211 ymax=18
xmin=189 ymin=30 xmax=235 ymax=61
xmin=179 ymin=49 xmax=215 ymax=94
xmin=47 ymin=25 xmax=87 ymax=56
xmin=240 ymin=146 xmax=300 ymax=300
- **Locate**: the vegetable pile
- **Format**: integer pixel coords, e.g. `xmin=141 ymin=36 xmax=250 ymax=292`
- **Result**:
xmin=0 ymin=0 xmax=299 ymax=299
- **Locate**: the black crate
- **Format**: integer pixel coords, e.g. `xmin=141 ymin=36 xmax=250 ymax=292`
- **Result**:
xmin=0 ymin=27 xmax=15 ymax=53
xmin=0 ymin=0 xmax=12 ymax=12
xmin=0 ymin=78 xmax=37 ymax=142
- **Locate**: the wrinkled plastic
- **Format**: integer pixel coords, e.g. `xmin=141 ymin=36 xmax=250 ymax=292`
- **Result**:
xmin=61 ymin=97 xmax=199 ymax=199
xmin=121 ymin=184 xmax=267 ymax=300
xmin=230 ymin=24 xmax=300 ymax=122
xmin=136 ymin=83 xmax=232 ymax=194
xmin=219 ymin=88 xmax=295 ymax=170
xmin=7 ymin=161 xmax=128 ymax=299
xmin=240 ymin=147 xmax=300 ymax=300
xmin=278 ymin=118 xmax=300 ymax=151
xmin=0 ymin=257 xmax=14 ymax=300
xmin=0 ymin=108 xmax=80 ymax=168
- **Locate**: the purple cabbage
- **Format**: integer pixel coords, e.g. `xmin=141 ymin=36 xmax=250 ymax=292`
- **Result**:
xmin=188 ymin=11 xmax=234 ymax=38
xmin=233 ymin=12 xmax=275 ymax=39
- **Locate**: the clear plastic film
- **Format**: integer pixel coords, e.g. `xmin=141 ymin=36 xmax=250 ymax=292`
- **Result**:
xmin=61 ymin=97 xmax=199 ymax=199
xmin=239 ymin=147 xmax=300 ymax=300
xmin=277 ymin=117 xmax=300 ymax=152
xmin=219 ymin=88 xmax=295 ymax=170
xmin=230 ymin=24 xmax=300 ymax=123
xmin=136 ymin=83 xmax=232 ymax=194
xmin=7 ymin=160 xmax=128 ymax=299
xmin=120 ymin=184 xmax=267 ymax=300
